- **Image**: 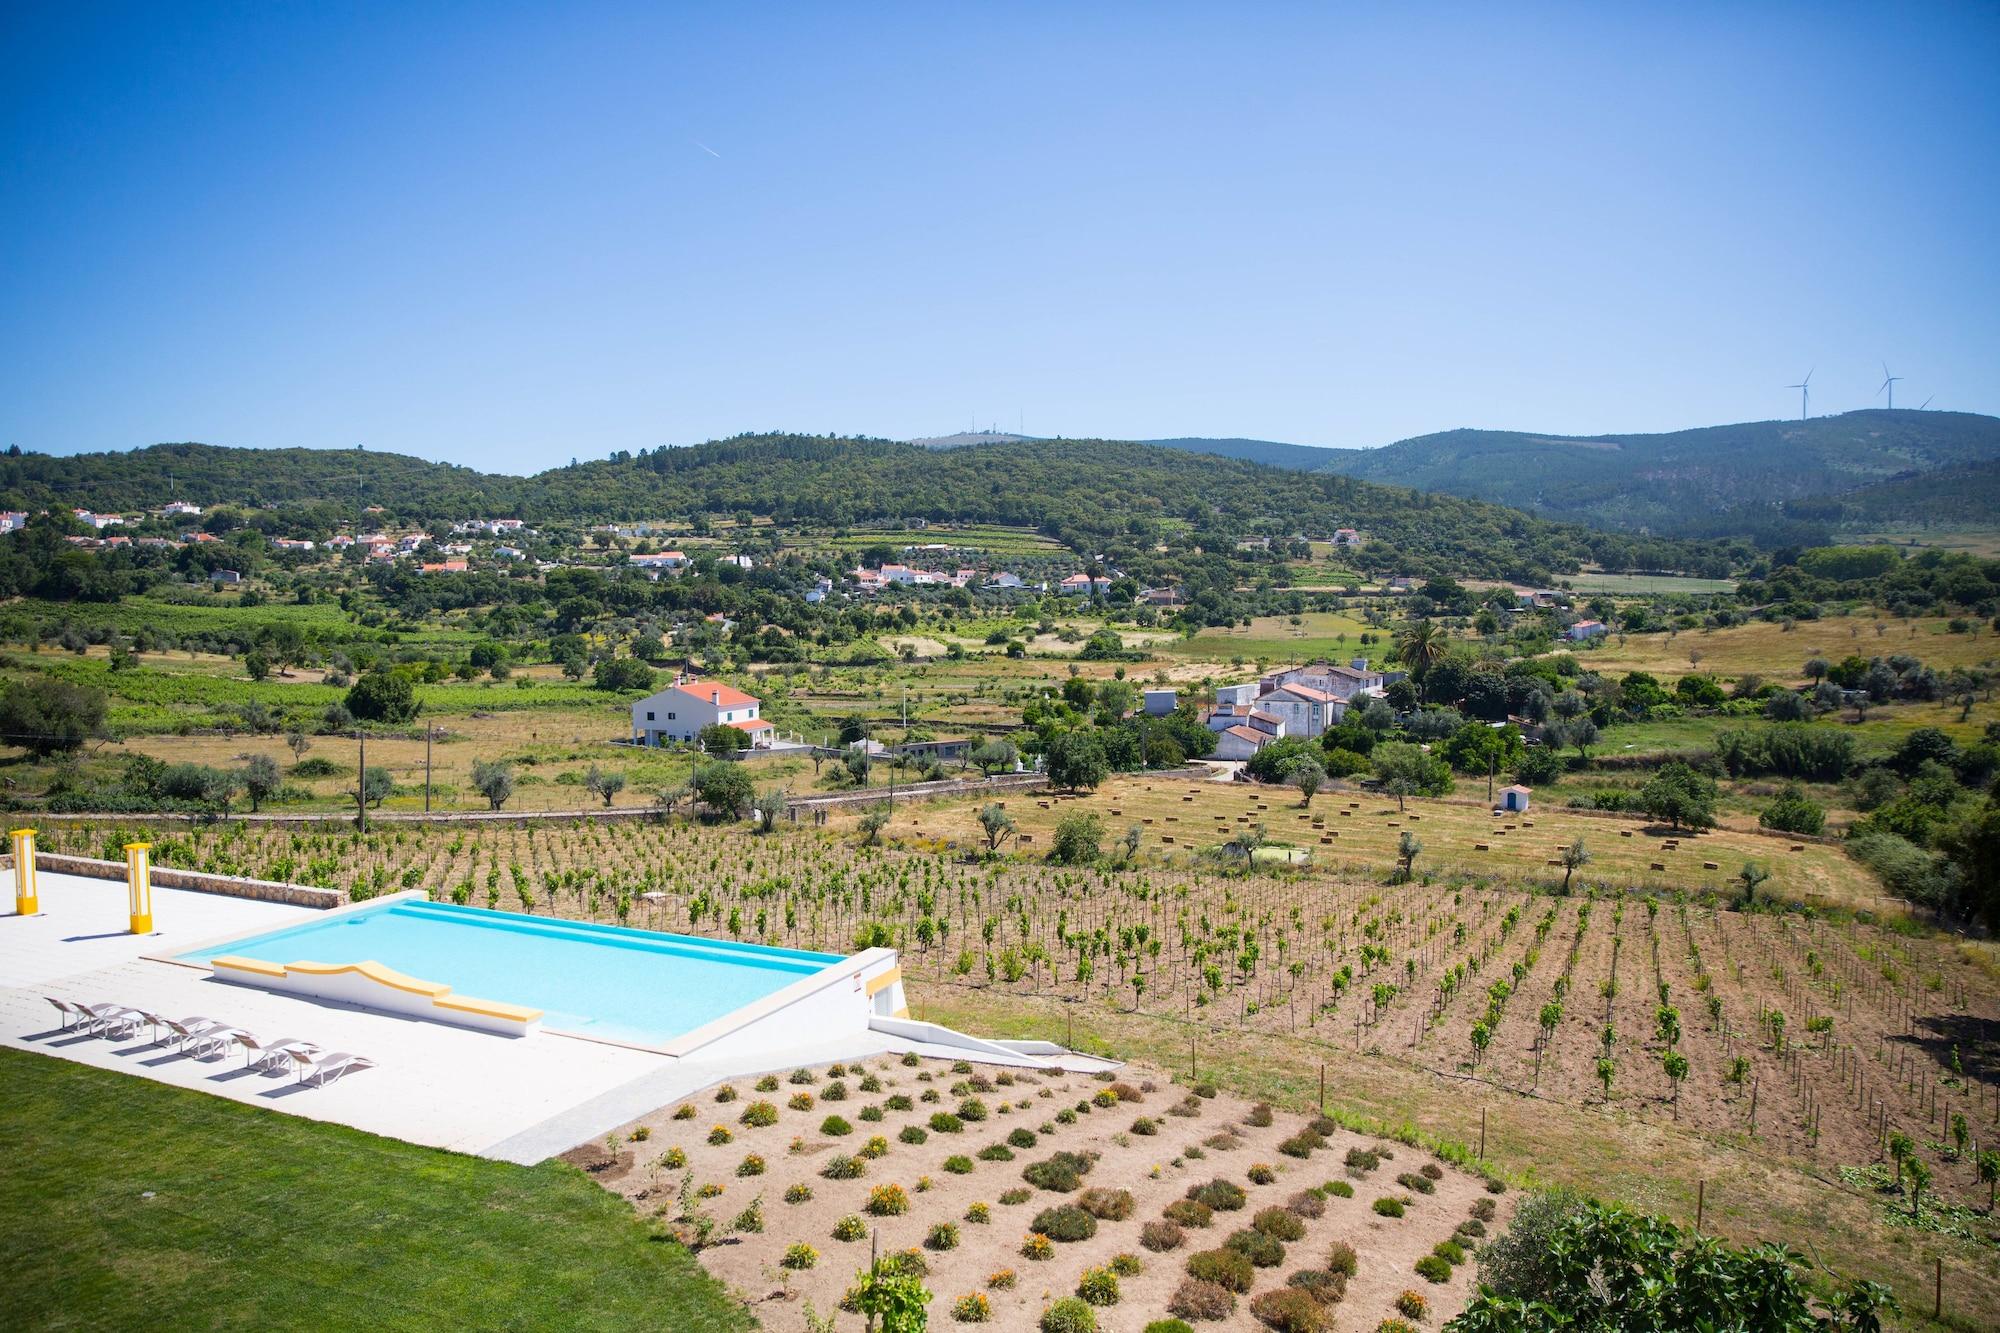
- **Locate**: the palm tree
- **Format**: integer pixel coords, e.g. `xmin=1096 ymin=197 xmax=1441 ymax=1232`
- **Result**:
xmin=1394 ymin=621 xmax=1449 ymax=688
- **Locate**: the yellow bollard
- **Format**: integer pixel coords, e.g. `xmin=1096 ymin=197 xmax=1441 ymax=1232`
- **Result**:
xmin=125 ymin=842 xmax=153 ymax=934
xmin=11 ymin=828 xmax=37 ymax=915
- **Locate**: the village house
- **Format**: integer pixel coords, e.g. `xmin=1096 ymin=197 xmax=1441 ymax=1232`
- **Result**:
xmin=1333 ymin=527 xmax=1362 ymax=547
xmin=629 ymin=551 xmax=689 ymax=578
xmin=1142 ymin=688 xmax=1178 ymax=716
xmin=0 ymin=512 xmax=28 ymax=533
xmin=1059 ymin=573 xmax=1113 ymax=596
xmin=1211 ymin=723 xmax=1277 ymax=761
xmin=1567 ymin=619 xmax=1609 ymax=642
xmin=492 ymin=545 xmax=526 ymax=560
xmin=158 ymin=500 xmax=203 ymax=518
xmin=210 ymin=569 xmax=242 ymax=585
xmin=270 ymin=537 xmax=316 ymax=552
xmin=1257 ymin=681 xmax=1341 ymax=738
xmin=804 ymin=577 xmax=833 ymax=604
xmin=419 ymin=559 xmax=469 ymax=574
xmin=630 ymin=680 xmax=773 ymax=748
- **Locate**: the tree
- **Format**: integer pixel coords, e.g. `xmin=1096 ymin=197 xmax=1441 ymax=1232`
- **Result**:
xmin=693 ymin=762 xmax=754 ymax=818
xmin=243 ymin=650 xmax=271 ymax=681
xmin=0 ymin=678 xmax=106 ymax=756
xmin=1286 ymin=754 xmax=1326 ymax=807
xmin=470 ymin=759 xmax=513 ymax=810
xmin=753 ymin=786 xmax=787 ymax=833
xmin=1638 ymin=761 xmax=1717 ymax=832
xmin=584 ymin=765 xmax=626 ymax=806
xmin=1559 ymin=838 xmax=1591 ymax=894
xmin=1736 ymin=861 xmax=1772 ymax=909
xmin=977 ymin=802 xmax=1017 ymax=852
xmin=699 ymin=722 xmax=748 ymax=753
xmin=1470 ymin=1020 xmax=1492 ymax=1068
xmin=285 ymin=727 xmax=312 ymax=762
xmin=1121 ymin=823 xmax=1142 ymax=861
xmin=1044 ymin=730 xmax=1109 ymax=792
xmin=592 ymin=656 xmax=656 ymax=692
xmin=858 ymin=802 xmax=891 ymax=845
xmin=849 ymin=1257 xmax=932 ymax=1333
xmin=360 ymin=765 xmax=393 ymax=808
xmin=1396 ymin=830 xmax=1422 ymax=881
xmin=970 ymin=738 xmax=1018 ymax=776
xmin=1394 ymin=621 xmax=1450 ymax=689
xmin=345 ymin=669 xmax=419 ymax=725
xmin=1372 ymin=741 xmax=1452 ymax=810
xmin=1051 ymin=810 xmax=1104 ymax=865
xmin=241 ymin=755 xmax=282 ymax=812
xmin=1759 ymin=784 xmax=1825 ymax=835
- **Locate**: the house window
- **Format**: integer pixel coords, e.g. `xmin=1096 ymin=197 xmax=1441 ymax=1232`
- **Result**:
xmin=646 ymin=711 xmax=655 ymax=721
xmin=667 ymin=711 xmax=676 ymax=720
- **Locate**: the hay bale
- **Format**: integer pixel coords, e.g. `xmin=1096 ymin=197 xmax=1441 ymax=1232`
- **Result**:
xmin=1475 ymin=843 xmax=1490 ymax=851
xmin=1650 ymin=861 xmax=1665 ymax=871
xmin=1703 ymin=861 xmax=1719 ymax=870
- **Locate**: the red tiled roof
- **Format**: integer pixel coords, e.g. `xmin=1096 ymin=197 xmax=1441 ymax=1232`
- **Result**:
xmin=673 ymin=680 xmax=759 ymax=709
xmin=727 ymin=718 xmax=774 ymax=733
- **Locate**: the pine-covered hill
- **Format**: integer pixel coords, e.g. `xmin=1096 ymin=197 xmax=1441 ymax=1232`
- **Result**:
xmin=5 ymin=433 xmax=1741 ymax=582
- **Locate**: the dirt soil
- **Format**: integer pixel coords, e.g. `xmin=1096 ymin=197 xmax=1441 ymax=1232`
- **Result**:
xmin=592 ymin=1055 xmax=1506 ymax=1331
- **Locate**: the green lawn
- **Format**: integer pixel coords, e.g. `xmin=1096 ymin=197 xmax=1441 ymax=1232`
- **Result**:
xmin=0 ymin=1048 xmax=750 ymax=1332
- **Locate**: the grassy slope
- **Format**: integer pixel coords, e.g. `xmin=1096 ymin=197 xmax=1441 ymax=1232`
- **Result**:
xmin=0 ymin=1048 xmax=749 ymax=1332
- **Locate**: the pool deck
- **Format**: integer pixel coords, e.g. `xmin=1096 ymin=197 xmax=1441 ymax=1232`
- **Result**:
xmin=2 ymin=872 xmax=1115 ymax=1162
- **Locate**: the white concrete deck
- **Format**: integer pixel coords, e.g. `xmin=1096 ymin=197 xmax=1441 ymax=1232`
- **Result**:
xmin=2 ymin=872 xmax=1114 ymax=1162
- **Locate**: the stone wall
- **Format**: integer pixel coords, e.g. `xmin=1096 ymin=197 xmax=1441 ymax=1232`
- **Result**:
xmin=0 ymin=852 xmax=345 ymax=910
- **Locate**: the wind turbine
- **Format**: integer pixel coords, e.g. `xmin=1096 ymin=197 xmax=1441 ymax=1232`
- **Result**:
xmin=1785 ymin=369 xmax=1813 ymax=421
xmin=1879 ymin=362 xmax=1903 ymax=409
xmin=1919 ymin=395 xmax=1934 ymax=410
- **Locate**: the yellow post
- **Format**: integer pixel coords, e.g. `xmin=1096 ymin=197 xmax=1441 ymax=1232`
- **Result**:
xmin=125 ymin=842 xmax=153 ymax=934
xmin=10 ymin=828 xmax=37 ymax=915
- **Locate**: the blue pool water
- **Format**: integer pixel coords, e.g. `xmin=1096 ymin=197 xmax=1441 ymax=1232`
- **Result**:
xmin=178 ymin=899 xmax=845 ymax=1047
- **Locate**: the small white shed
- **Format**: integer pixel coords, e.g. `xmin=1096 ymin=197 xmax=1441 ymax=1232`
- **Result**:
xmin=1498 ymin=784 xmax=1532 ymax=813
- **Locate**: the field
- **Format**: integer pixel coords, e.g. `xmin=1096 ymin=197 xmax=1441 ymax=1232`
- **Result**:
xmin=592 ymin=1052 xmax=1501 ymax=1331
xmin=1163 ymin=612 xmax=1383 ymax=665
xmin=1559 ymin=613 xmax=2000 ymax=682
xmin=1563 ymin=571 xmax=1739 ymax=595
xmin=0 ymin=1047 xmax=746 ymax=1330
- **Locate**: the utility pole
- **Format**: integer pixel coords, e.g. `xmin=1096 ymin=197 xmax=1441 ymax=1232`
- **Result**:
xmin=356 ymin=728 xmax=368 ymax=832
xmin=424 ymin=725 xmax=435 ymax=813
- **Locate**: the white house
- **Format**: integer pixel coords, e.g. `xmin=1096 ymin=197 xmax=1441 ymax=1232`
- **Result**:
xmin=630 ymin=551 xmax=689 ymax=578
xmin=1142 ymin=688 xmax=1178 ymax=716
xmin=987 ymin=571 xmax=1026 ymax=590
xmin=1263 ymin=659 xmax=1383 ymax=702
xmin=631 ymin=679 xmax=774 ymax=748
xmin=1213 ymin=682 xmax=1258 ymax=709
xmin=1258 ymin=682 xmax=1341 ymax=738
xmin=1567 ymin=620 xmax=1608 ymax=642
xmin=159 ymin=501 xmax=203 ymax=518
xmin=1212 ymin=724 xmax=1276 ymax=761
xmin=805 ymin=577 xmax=833 ymax=604
xmin=0 ymin=512 xmax=27 ymax=533
xmin=1059 ymin=573 xmax=1113 ymax=596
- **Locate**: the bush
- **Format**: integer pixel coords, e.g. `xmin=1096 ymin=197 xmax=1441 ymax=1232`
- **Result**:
xmin=1132 ymin=1116 xmax=1160 ymax=1136
xmin=822 ymin=1155 xmax=865 ymax=1180
xmin=1145 ymin=1322 xmax=1198 ymax=1333
xmin=1040 ymin=1297 xmax=1098 ymax=1333
xmin=958 ymin=1098 xmax=989 ymax=1122
xmin=1021 ymin=1232 xmax=1056 ymax=1261
xmin=1024 ymin=1151 xmax=1096 ymax=1192
xmin=1184 ymin=1247 xmax=1255 ymax=1293
xmin=706 ymin=1125 xmax=732 ymax=1145
xmin=1224 ymin=1227 xmax=1285 ymax=1267
xmin=1414 ymin=1254 xmax=1452 ymax=1283
xmin=988 ymin=1268 xmax=1018 ymax=1289
xmin=1252 ymin=1206 xmax=1306 ymax=1241
xmin=899 ymin=1125 xmax=928 ymax=1145
xmin=1434 ymin=1238 xmax=1467 ymax=1266
xmin=1278 ymin=1131 xmax=1322 ymax=1159
xmin=1190 ymin=1179 xmax=1248 ymax=1212
xmin=1142 ymin=1219 xmax=1187 ymax=1252
xmin=965 ymin=1201 xmax=991 ymax=1224
xmin=1079 ymin=1187 xmax=1135 ymax=1220
xmin=1008 ymin=1127 xmax=1039 ymax=1149
xmin=930 ymin=1112 xmax=964 ymax=1133
xmin=1164 ymin=1198 xmax=1214 ymax=1227
xmin=822 ymin=1080 xmax=848 ymax=1102
xmin=1456 ymin=1218 xmax=1487 ymax=1240
xmin=1247 ymin=1163 xmax=1276 ymax=1185
xmin=1076 ymin=1266 xmax=1120 ymax=1306
xmin=1287 ymin=1269 xmax=1346 ymax=1304
xmin=1031 ymin=1204 xmax=1098 ymax=1243
xmin=739 ymin=1100 xmax=778 ymax=1127
xmin=1396 ymin=1289 xmax=1430 ymax=1320
xmin=1760 ymin=783 xmax=1826 ymax=835
xmin=1374 ymin=1197 xmax=1406 ymax=1218
xmin=788 ymin=1092 xmax=814 ymax=1112
xmin=1322 ymin=1180 xmax=1354 ymax=1199
xmin=866 ymin=1183 xmax=910 ymax=1215
xmin=832 ymin=1214 xmax=866 ymax=1241
xmin=1344 ymin=1147 xmax=1380 ymax=1174
xmin=1421 ymin=1162 xmax=1443 ymax=1180
xmin=1000 ymin=1188 xmax=1032 ymax=1206
xmin=821 ymin=1115 xmax=853 ymax=1137
xmin=1286 ymin=1190 xmax=1325 ymax=1219
xmin=1246 ymin=1102 xmax=1275 ymax=1128
xmin=784 ymin=1182 xmax=813 ymax=1204
xmin=952 ymin=1292 xmax=992 ymax=1323
xmin=858 ymin=1135 xmax=889 ymax=1159
xmin=1168 ymin=1277 xmax=1237 ymax=1321
xmin=1326 ymin=1241 xmax=1358 ymax=1276
xmin=780 ymin=1242 xmax=817 ymax=1271
xmin=943 ymin=1154 xmax=975 ymax=1174
xmin=1396 ymin=1171 xmax=1435 ymax=1195
xmin=1471 ymin=1197 xmax=1497 ymax=1221
xmin=736 ymin=1153 xmax=765 ymax=1176
xmin=927 ymin=1222 xmax=961 ymax=1251
xmin=977 ymin=1143 xmax=1014 ymax=1161
xmin=1248 ymin=1288 xmax=1331 ymax=1333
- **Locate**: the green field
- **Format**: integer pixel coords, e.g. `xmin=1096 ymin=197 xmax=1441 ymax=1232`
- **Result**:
xmin=1562 ymin=571 xmax=1739 ymax=595
xmin=813 ymin=524 xmax=1066 ymax=555
xmin=0 ymin=1048 xmax=747 ymax=1330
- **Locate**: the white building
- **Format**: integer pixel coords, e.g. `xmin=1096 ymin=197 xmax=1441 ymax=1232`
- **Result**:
xmin=1213 ymin=682 xmax=1258 ymax=709
xmin=1142 ymin=688 xmax=1178 ymax=716
xmin=1258 ymin=682 xmax=1341 ymax=738
xmin=1213 ymin=724 xmax=1276 ymax=761
xmin=631 ymin=680 xmax=774 ymax=748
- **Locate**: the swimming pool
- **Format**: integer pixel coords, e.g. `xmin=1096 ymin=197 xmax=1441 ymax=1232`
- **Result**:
xmin=178 ymin=899 xmax=848 ymax=1048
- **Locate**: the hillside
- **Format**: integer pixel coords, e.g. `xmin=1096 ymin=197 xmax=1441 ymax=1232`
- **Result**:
xmin=1136 ymin=436 xmax=1352 ymax=470
xmin=1315 ymin=409 xmax=2000 ymax=541
xmin=2 ymin=434 xmax=1734 ymax=582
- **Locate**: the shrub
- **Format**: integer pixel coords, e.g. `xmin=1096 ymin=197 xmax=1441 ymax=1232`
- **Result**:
xmin=927 ymin=1222 xmax=961 ymax=1251
xmin=1008 ymin=1127 xmax=1039 ymax=1148
xmin=930 ymin=1112 xmax=964 ymax=1134
xmin=958 ymin=1097 xmax=989 ymax=1122
xmin=739 ymin=1100 xmax=778 ymax=1127
xmin=1471 ymin=1197 xmax=1497 ymax=1221
xmin=789 ymin=1067 xmax=817 ymax=1084
xmin=784 ymin=1182 xmax=813 ymax=1204
xmin=1414 ymin=1254 xmax=1451 ymax=1283
xmin=1188 ymin=1178 xmax=1247 ymax=1211
xmin=1077 ymin=1265 xmax=1121 ymax=1307
xmin=858 ymin=1135 xmax=890 ymax=1159
xmin=1224 ymin=1227 xmax=1285 ymax=1267
xmin=886 ymin=1094 xmax=914 ymax=1111
xmin=1374 ymin=1197 xmax=1406 ymax=1218
xmin=1278 ymin=1132 xmax=1322 ymax=1159
xmin=660 ymin=1147 xmax=686 ymax=1169
xmin=1204 ymin=1132 xmax=1242 ymax=1152
xmin=999 ymin=1187 xmax=1032 ymax=1205
xmin=707 ymin=1125 xmax=733 ymax=1145
xmin=672 ymin=1104 xmax=697 ymax=1121
xmin=943 ymin=1154 xmax=975 ymax=1175
xmin=1322 ymin=1180 xmax=1354 ymax=1199
xmin=1252 ymin=1206 xmax=1306 ymax=1241
xmin=977 ymin=1142 xmax=1015 ymax=1161
xmin=1421 ymin=1162 xmax=1444 ymax=1180
xmin=883 ymin=1248 xmax=930 ymax=1278
xmin=1247 ymin=1103 xmax=1275 ymax=1128
xmin=822 ymin=1155 xmax=864 ymax=1180
xmin=1024 ymin=1151 xmax=1096 ymax=1192
xmin=1434 ymin=1239 xmax=1467 ymax=1266
xmin=1079 ymin=1187 xmax=1136 ymax=1220
xmin=780 ymin=1242 xmax=817 ymax=1271
xmin=951 ymin=1292 xmax=991 ymax=1323
xmin=898 ymin=1125 xmax=928 ymax=1145
xmin=1041 ymin=1297 xmax=1098 ymax=1333
xmin=866 ymin=1183 xmax=910 ymax=1216
xmin=1021 ymin=1232 xmax=1055 ymax=1261
xmin=1287 ymin=1269 xmax=1346 ymax=1304
xmin=822 ymin=1079 xmax=848 ymax=1102
xmin=788 ymin=1093 xmax=814 ymax=1112
xmin=1247 ymin=1163 xmax=1276 ymax=1185
xmin=821 ymin=1115 xmax=853 ymax=1137
xmin=1248 ymin=1288 xmax=1330 ymax=1333
xmin=1184 ymin=1247 xmax=1255 ymax=1293
xmin=1326 ymin=1240 xmax=1358 ymax=1276
xmin=859 ymin=1104 xmax=884 ymax=1123
xmin=1032 ymin=1204 xmax=1098 ymax=1242
xmin=1093 ymin=1089 xmax=1120 ymax=1109
xmin=1345 ymin=1147 xmax=1380 ymax=1174
xmin=1396 ymin=1171 xmax=1435 ymax=1195
xmin=1142 ymin=1219 xmax=1186 ymax=1252
xmin=988 ymin=1268 xmax=1017 ymax=1289
xmin=1380 ymin=1322 xmax=1419 ymax=1333
xmin=1164 ymin=1199 xmax=1214 ymax=1227
xmin=1132 ymin=1116 xmax=1160 ymax=1136
xmin=1168 ymin=1277 xmax=1237 ymax=1321
xmin=1396 ymin=1289 xmax=1430 ymax=1320
xmin=1171 ymin=1095 xmax=1204 ymax=1118
xmin=1286 ymin=1189 xmax=1325 ymax=1219
xmin=736 ymin=1154 xmax=765 ymax=1176
xmin=713 ymin=1084 xmax=738 ymax=1103
xmin=963 ymin=1201 xmax=991 ymax=1224
xmin=831 ymin=1214 xmax=866 ymax=1242
xmin=1146 ymin=1321 xmax=1197 ymax=1333
xmin=1194 ymin=1082 xmax=1218 ymax=1098
xmin=1456 ymin=1218 xmax=1487 ymax=1240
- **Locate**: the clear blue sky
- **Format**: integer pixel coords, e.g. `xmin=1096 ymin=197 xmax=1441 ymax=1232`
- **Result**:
xmin=4 ymin=1 xmax=1996 ymax=467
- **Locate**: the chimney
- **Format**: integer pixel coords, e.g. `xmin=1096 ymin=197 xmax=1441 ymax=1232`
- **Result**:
xmin=1351 ymin=658 xmax=1368 ymax=672
xmin=711 ymin=690 xmax=720 ymax=705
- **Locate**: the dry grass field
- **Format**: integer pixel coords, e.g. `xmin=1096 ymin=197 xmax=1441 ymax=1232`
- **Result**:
xmin=1559 ymin=615 xmax=2000 ymax=683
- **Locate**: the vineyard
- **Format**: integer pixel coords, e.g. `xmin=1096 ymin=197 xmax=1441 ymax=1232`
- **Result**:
xmin=41 ymin=804 xmax=2000 ymax=1236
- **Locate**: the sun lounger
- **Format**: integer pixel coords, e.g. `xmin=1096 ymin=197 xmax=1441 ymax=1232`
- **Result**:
xmin=297 ymin=1050 xmax=375 ymax=1087
xmin=162 ymin=1016 xmax=238 ymax=1058
xmin=44 ymin=997 xmax=86 ymax=1030
xmin=80 ymin=1003 xmax=144 ymax=1037
xmin=233 ymin=1033 xmax=318 ymax=1071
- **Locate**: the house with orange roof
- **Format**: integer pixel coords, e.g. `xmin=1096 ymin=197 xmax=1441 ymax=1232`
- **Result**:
xmin=630 ymin=679 xmax=773 ymax=748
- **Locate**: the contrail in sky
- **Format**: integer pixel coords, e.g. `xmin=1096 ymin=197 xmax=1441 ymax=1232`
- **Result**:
xmin=693 ymin=140 xmax=721 ymax=158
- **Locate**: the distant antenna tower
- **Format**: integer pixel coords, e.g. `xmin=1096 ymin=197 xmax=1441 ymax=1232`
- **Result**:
xmin=1785 ymin=369 xmax=1813 ymax=421
xmin=1879 ymin=362 xmax=1903 ymax=409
